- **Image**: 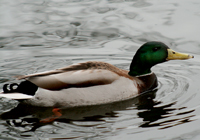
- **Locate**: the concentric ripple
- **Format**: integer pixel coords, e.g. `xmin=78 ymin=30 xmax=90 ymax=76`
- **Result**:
xmin=136 ymin=62 xmax=199 ymax=129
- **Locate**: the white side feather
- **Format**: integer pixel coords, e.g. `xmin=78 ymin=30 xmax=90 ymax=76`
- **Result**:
xmin=0 ymin=92 xmax=33 ymax=100
xmin=23 ymin=77 xmax=138 ymax=107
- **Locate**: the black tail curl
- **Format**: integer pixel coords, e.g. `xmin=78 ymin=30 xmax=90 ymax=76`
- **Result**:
xmin=3 ymin=81 xmax=38 ymax=96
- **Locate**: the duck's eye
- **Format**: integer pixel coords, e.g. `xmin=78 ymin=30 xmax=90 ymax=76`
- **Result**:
xmin=152 ymin=47 xmax=160 ymax=52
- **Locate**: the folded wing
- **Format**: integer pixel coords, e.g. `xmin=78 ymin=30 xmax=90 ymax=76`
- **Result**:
xmin=16 ymin=62 xmax=123 ymax=90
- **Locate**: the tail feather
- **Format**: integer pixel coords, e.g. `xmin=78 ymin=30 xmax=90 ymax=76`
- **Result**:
xmin=2 ymin=81 xmax=38 ymax=97
xmin=14 ymin=75 xmax=26 ymax=80
xmin=0 ymin=93 xmax=33 ymax=100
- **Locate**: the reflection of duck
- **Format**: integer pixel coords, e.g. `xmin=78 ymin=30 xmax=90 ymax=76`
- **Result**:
xmin=1 ymin=90 xmax=157 ymax=131
xmin=0 ymin=90 xmax=157 ymax=120
xmin=0 ymin=42 xmax=193 ymax=107
xmin=1 ymin=90 xmax=195 ymax=132
xmin=138 ymin=101 xmax=195 ymax=129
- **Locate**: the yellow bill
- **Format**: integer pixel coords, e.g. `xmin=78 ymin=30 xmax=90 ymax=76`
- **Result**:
xmin=167 ymin=49 xmax=194 ymax=60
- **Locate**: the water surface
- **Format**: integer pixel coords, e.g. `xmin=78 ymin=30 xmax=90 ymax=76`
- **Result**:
xmin=0 ymin=0 xmax=200 ymax=139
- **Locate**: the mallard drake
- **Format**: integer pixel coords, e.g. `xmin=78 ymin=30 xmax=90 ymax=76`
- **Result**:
xmin=0 ymin=41 xmax=193 ymax=107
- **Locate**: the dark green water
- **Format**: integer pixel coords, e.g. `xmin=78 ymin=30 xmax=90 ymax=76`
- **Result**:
xmin=0 ymin=0 xmax=200 ymax=139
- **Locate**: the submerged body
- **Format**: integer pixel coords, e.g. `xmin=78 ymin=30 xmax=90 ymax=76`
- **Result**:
xmin=0 ymin=42 xmax=193 ymax=107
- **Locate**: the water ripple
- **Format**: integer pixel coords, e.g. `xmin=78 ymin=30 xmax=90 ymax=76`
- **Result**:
xmin=1 ymin=0 xmax=200 ymax=139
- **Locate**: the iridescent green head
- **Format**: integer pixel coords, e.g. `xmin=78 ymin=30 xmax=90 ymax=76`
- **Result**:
xmin=128 ymin=41 xmax=193 ymax=76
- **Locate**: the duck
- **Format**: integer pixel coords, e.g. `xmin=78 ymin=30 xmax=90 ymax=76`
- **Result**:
xmin=0 ymin=41 xmax=193 ymax=107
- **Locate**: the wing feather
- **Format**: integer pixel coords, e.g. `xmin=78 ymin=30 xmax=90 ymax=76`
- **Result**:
xmin=16 ymin=61 xmax=103 ymax=80
xmin=15 ymin=62 xmax=125 ymax=90
xmin=28 ymin=69 xmax=120 ymax=90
